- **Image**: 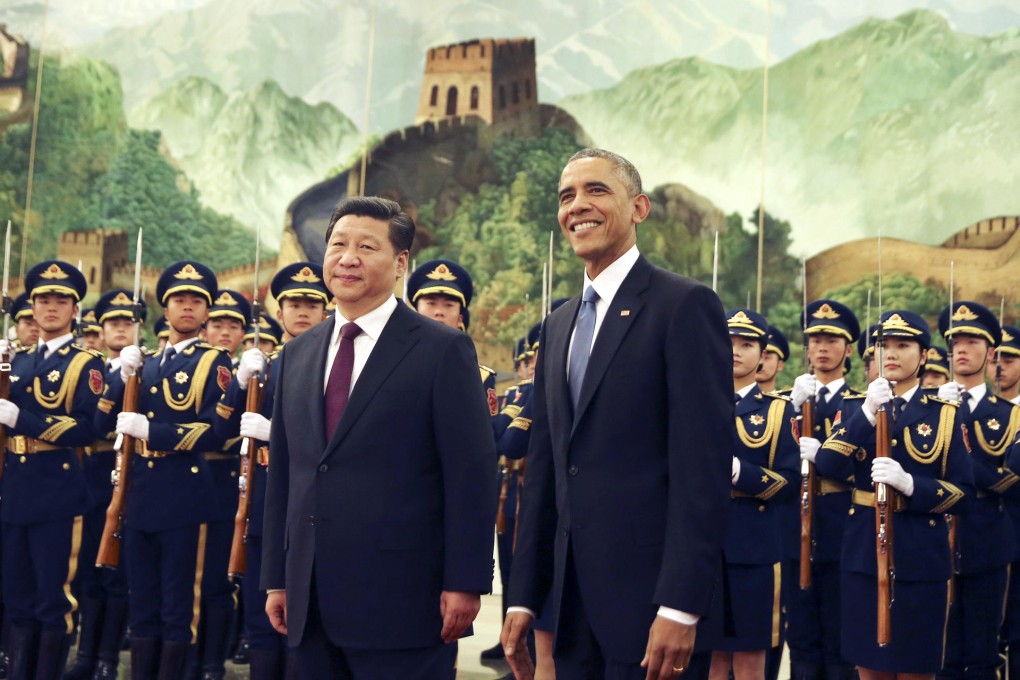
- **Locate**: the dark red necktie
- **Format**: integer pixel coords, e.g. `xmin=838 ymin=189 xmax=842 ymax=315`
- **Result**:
xmin=325 ymin=322 xmax=362 ymax=441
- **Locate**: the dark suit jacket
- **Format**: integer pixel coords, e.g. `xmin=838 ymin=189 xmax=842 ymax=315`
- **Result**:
xmin=261 ymin=300 xmax=497 ymax=649
xmin=508 ymin=255 xmax=733 ymax=662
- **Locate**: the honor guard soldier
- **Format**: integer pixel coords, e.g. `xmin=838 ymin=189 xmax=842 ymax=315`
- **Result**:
xmin=10 ymin=292 xmax=38 ymax=349
xmin=809 ymin=310 xmax=974 ymax=676
xmin=80 ymin=309 xmax=104 ymax=352
xmin=935 ymin=302 xmax=1020 ymax=680
xmin=94 ymin=261 xmax=232 ymax=679
xmin=757 ymin=325 xmax=790 ymax=394
xmin=192 ymin=289 xmax=251 ymax=680
xmin=243 ymin=314 xmax=282 ymax=355
xmin=712 ymin=309 xmax=798 ymax=680
xmin=407 ymin=259 xmax=499 ymax=413
xmin=786 ymin=300 xmax=862 ymax=680
xmin=153 ymin=317 xmax=170 ymax=352
xmin=921 ymin=346 xmax=951 ymax=389
xmin=989 ymin=326 xmax=1020 ymax=404
xmin=0 ymin=261 xmax=105 ymax=680
xmin=64 ymin=289 xmax=146 ymax=680
xmin=215 ymin=262 xmax=329 ymax=678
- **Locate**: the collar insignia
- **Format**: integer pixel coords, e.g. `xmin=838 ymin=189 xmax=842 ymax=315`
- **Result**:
xmin=291 ymin=266 xmax=321 ymax=283
xmin=952 ymin=305 xmax=979 ymax=321
xmin=812 ymin=303 xmax=840 ymax=319
xmin=40 ymin=263 xmax=69 ymax=280
xmin=426 ymin=264 xmax=457 ymax=281
xmin=174 ymin=264 xmax=203 ymax=280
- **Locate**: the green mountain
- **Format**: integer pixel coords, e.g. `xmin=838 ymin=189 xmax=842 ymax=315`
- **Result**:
xmin=560 ymin=9 xmax=1020 ymax=255
xmin=130 ymin=77 xmax=359 ymax=245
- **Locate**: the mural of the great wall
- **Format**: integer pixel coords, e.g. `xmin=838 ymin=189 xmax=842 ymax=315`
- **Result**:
xmin=1 ymin=1 xmax=1020 ymax=373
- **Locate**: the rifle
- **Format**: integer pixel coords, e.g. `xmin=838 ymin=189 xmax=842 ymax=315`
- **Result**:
xmin=874 ymin=233 xmax=894 ymax=647
xmin=96 ymin=228 xmax=144 ymax=569
xmin=0 ymin=222 xmax=13 ymax=481
xmin=228 ymin=225 xmax=265 ymax=578
xmin=799 ymin=257 xmax=815 ymax=590
xmin=495 ymin=458 xmax=509 ymax=535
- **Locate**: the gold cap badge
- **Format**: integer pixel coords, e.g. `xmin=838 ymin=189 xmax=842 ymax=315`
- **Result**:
xmin=111 ymin=292 xmax=132 ymax=306
xmin=426 ymin=264 xmax=457 ymax=281
xmin=291 ymin=266 xmax=321 ymax=283
xmin=214 ymin=292 xmax=238 ymax=306
xmin=883 ymin=313 xmax=909 ymax=328
xmin=812 ymin=303 xmax=840 ymax=320
xmin=1004 ymin=329 xmax=1015 ymax=343
xmin=927 ymin=348 xmax=941 ymax=360
xmin=40 ymin=263 xmax=69 ymax=280
xmin=951 ymin=305 xmax=978 ymax=322
xmin=174 ymin=264 xmax=204 ymax=280
xmin=729 ymin=310 xmax=752 ymax=324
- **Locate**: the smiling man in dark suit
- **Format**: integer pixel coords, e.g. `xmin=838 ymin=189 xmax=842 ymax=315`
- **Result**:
xmin=501 ymin=149 xmax=733 ymax=680
xmin=261 ymin=196 xmax=498 ymax=678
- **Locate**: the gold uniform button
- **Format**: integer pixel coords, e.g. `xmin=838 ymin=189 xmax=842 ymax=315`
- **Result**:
xmin=758 ymin=504 xmax=766 ymax=512
xmin=177 ymin=393 xmax=184 ymax=399
xmin=147 ymin=412 xmax=155 ymax=418
xmin=147 ymin=461 xmax=154 ymax=469
xmin=25 ymin=387 xmax=32 ymax=394
xmin=19 ymin=456 xmax=26 ymax=463
xmin=150 ymin=387 xmax=158 ymax=394
xmin=62 ymin=463 xmax=70 ymax=470
xmin=230 ymin=471 xmax=237 ymax=477
xmin=891 ymin=439 xmax=898 ymax=447
xmin=849 ymin=507 xmax=855 ymax=515
xmin=191 ymin=466 xmax=199 ymax=474
xmin=929 ymin=519 xmax=937 ymax=527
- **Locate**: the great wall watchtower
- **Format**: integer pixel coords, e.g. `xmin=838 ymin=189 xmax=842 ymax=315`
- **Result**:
xmin=415 ymin=38 xmax=538 ymax=126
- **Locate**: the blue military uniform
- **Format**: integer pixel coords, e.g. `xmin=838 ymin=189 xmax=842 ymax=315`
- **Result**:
xmin=923 ymin=346 xmax=951 ymax=385
xmin=719 ymin=309 xmax=799 ymax=653
xmin=65 ymin=288 xmax=145 ymax=680
xmin=1 ymin=261 xmax=105 ymax=679
xmin=998 ymin=327 xmax=1020 ymax=673
xmin=815 ymin=310 xmax=975 ymax=672
xmin=938 ymin=303 xmax=1019 ymax=680
xmin=94 ymin=261 xmax=232 ymax=679
xmin=213 ymin=262 xmax=330 ymax=678
xmin=786 ymin=300 xmax=862 ymax=679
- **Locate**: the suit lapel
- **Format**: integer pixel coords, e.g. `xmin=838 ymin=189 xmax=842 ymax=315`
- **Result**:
xmin=735 ymin=386 xmax=762 ymax=417
xmin=291 ymin=321 xmax=333 ymax=456
xmin=570 ymin=257 xmax=650 ymax=438
xmin=321 ymin=303 xmax=421 ymax=462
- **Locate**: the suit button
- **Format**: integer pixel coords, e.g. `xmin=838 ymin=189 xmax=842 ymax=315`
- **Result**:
xmin=561 ymin=528 xmax=568 ymax=537
xmin=568 ymin=465 xmax=579 ymax=476
xmin=309 ymin=515 xmax=315 ymax=525
xmin=319 ymin=464 xmax=328 ymax=473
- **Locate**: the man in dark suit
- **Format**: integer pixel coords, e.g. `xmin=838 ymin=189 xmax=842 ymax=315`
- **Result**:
xmin=261 ymin=196 xmax=498 ymax=678
xmin=501 ymin=149 xmax=733 ymax=680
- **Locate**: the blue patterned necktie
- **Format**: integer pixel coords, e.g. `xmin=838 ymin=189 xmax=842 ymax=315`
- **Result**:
xmin=568 ymin=286 xmax=600 ymax=410
xmin=818 ymin=385 xmax=830 ymax=403
xmin=892 ymin=396 xmax=907 ymax=421
xmin=161 ymin=345 xmax=176 ymax=367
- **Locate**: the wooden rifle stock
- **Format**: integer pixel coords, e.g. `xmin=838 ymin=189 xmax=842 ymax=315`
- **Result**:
xmin=495 ymin=459 xmax=509 ymax=535
xmin=513 ymin=458 xmax=527 ymax=551
xmin=96 ymin=373 xmax=140 ymax=568
xmin=228 ymin=375 xmax=263 ymax=578
xmin=0 ymin=343 xmax=11 ymax=481
xmin=799 ymin=398 xmax=816 ymax=589
xmin=874 ymin=406 xmax=894 ymax=647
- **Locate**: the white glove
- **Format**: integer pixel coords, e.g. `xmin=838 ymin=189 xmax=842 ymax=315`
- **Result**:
xmin=938 ymin=381 xmax=964 ymax=404
xmin=0 ymin=399 xmax=19 ymax=428
xmin=791 ymin=373 xmax=818 ymax=411
xmin=864 ymin=377 xmax=893 ymax=418
xmin=120 ymin=345 xmax=143 ymax=381
xmin=116 ymin=412 xmax=150 ymax=441
xmin=872 ymin=456 xmax=914 ymax=496
xmin=0 ymin=339 xmax=11 ymax=358
xmin=731 ymin=456 xmax=741 ymax=484
xmin=236 ymin=348 xmax=266 ymax=388
xmin=240 ymin=412 xmax=272 ymax=441
xmin=800 ymin=436 xmax=821 ymax=464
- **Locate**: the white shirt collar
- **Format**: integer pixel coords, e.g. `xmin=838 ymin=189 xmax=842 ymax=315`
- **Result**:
xmin=966 ymin=383 xmax=987 ymax=408
xmin=899 ymin=384 xmax=919 ymax=404
xmin=331 ymin=295 xmax=399 ymax=347
xmin=583 ymin=244 xmax=640 ymax=307
xmin=37 ymin=333 xmax=73 ymax=357
xmin=168 ymin=336 xmax=200 ymax=355
xmin=818 ymin=377 xmax=845 ymax=401
xmin=736 ymin=382 xmax=756 ymax=399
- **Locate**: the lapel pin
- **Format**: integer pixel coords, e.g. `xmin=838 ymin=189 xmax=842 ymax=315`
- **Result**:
xmin=620 ymin=310 xmax=630 ymax=316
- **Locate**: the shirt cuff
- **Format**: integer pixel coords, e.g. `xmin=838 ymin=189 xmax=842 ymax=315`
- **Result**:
xmin=657 ymin=606 xmax=699 ymax=625
xmin=266 ymin=589 xmax=285 ymax=594
xmin=506 ymin=606 xmax=536 ymax=619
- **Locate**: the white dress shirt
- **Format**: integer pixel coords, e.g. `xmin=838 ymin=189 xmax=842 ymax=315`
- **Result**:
xmin=161 ymin=336 xmax=200 ymax=365
xmin=818 ymin=377 xmax=846 ymax=402
xmin=36 ymin=332 xmax=74 ymax=359
xmin=511 ymin=245 xmax=700 ymax=627
xmin=323 ymin=295 xmax=399 ymax=395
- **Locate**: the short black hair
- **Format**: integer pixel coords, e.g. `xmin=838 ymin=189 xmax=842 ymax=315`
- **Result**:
xmin=325 ymin=196 xmax=415 ymax=254
xmin=566 ymin=148 xmax=643 ymax=197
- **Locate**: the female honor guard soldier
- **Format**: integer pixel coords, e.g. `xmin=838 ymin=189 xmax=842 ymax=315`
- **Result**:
xmin=94 ymin=261 xmax=233 ymax=679
xmin=711 ymin=309 xmax=799 ymax=680
xmin=214 ymin=262 xmax=330 ymax=679
xmin=807 ymin=310 xmax=974 ymax=678
xmin=0 ymin=261 xmax=105 ymax=680
xmin=64 ymin=289 xmax=146 ymax=680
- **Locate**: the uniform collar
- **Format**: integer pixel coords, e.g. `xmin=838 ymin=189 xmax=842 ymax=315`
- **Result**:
xmin=37 ymin=333 xmax=73 ymax=357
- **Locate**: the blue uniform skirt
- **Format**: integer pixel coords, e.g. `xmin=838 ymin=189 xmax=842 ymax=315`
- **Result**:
xmin=841 ymin=571 xmax=950 ymax=672
xmin=717 ymin=562 xmax=782 ymax=652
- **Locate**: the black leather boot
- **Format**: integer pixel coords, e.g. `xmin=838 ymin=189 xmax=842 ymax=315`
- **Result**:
xmin=822 ymin=664 xmax=856 ymax=680
xmin=61 ymin=597 xmax=104 ymax=680
xmin=198 ymin=607 xmax=233 ymax=680
xmin=91 ymin=597 xmax=127 ymax=680
xmin=34 ymin=630 xmax=71 ymax=680
xmin=248 ymin=648 xmax=285 ymax=680
xmin=157 ymin=641 xmax=191 ymax=680
xmin=7 ymin=624 xmax=39 ymax=680
xmin=790 ymin=660 xmax=824 ymax=680
xmin=129 ymin=638 xmax=160 ymax=680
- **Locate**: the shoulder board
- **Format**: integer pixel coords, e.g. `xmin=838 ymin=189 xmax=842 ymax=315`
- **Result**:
xmin=478 ymin=364 xmax=496 ymax=378
xmin=15 ymin=345 xmax=31 ymax=354
xmin=71 ymin=344 xmax=104 ymax=359
xmin=268 ymin=349 xmax=282 ymax=360
xmin=517 ymin=378 xmax=533 ymax=386
xmin=773 ymin=387 xmax=793 ymax=396
xmin=140 ymin=347 xmax=158 ymax=358
xmin=195 ymin=342 xmax=229 ymax=353
xmin=762 ymin=391 xmax=790 ymax=401
xmin=839 ymin=387 xmax=863 ymax=398
xmin=843 ymin=393 xmax=867 ymax=400
xmin=925 ymin=396 xmax=959 ymax=407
